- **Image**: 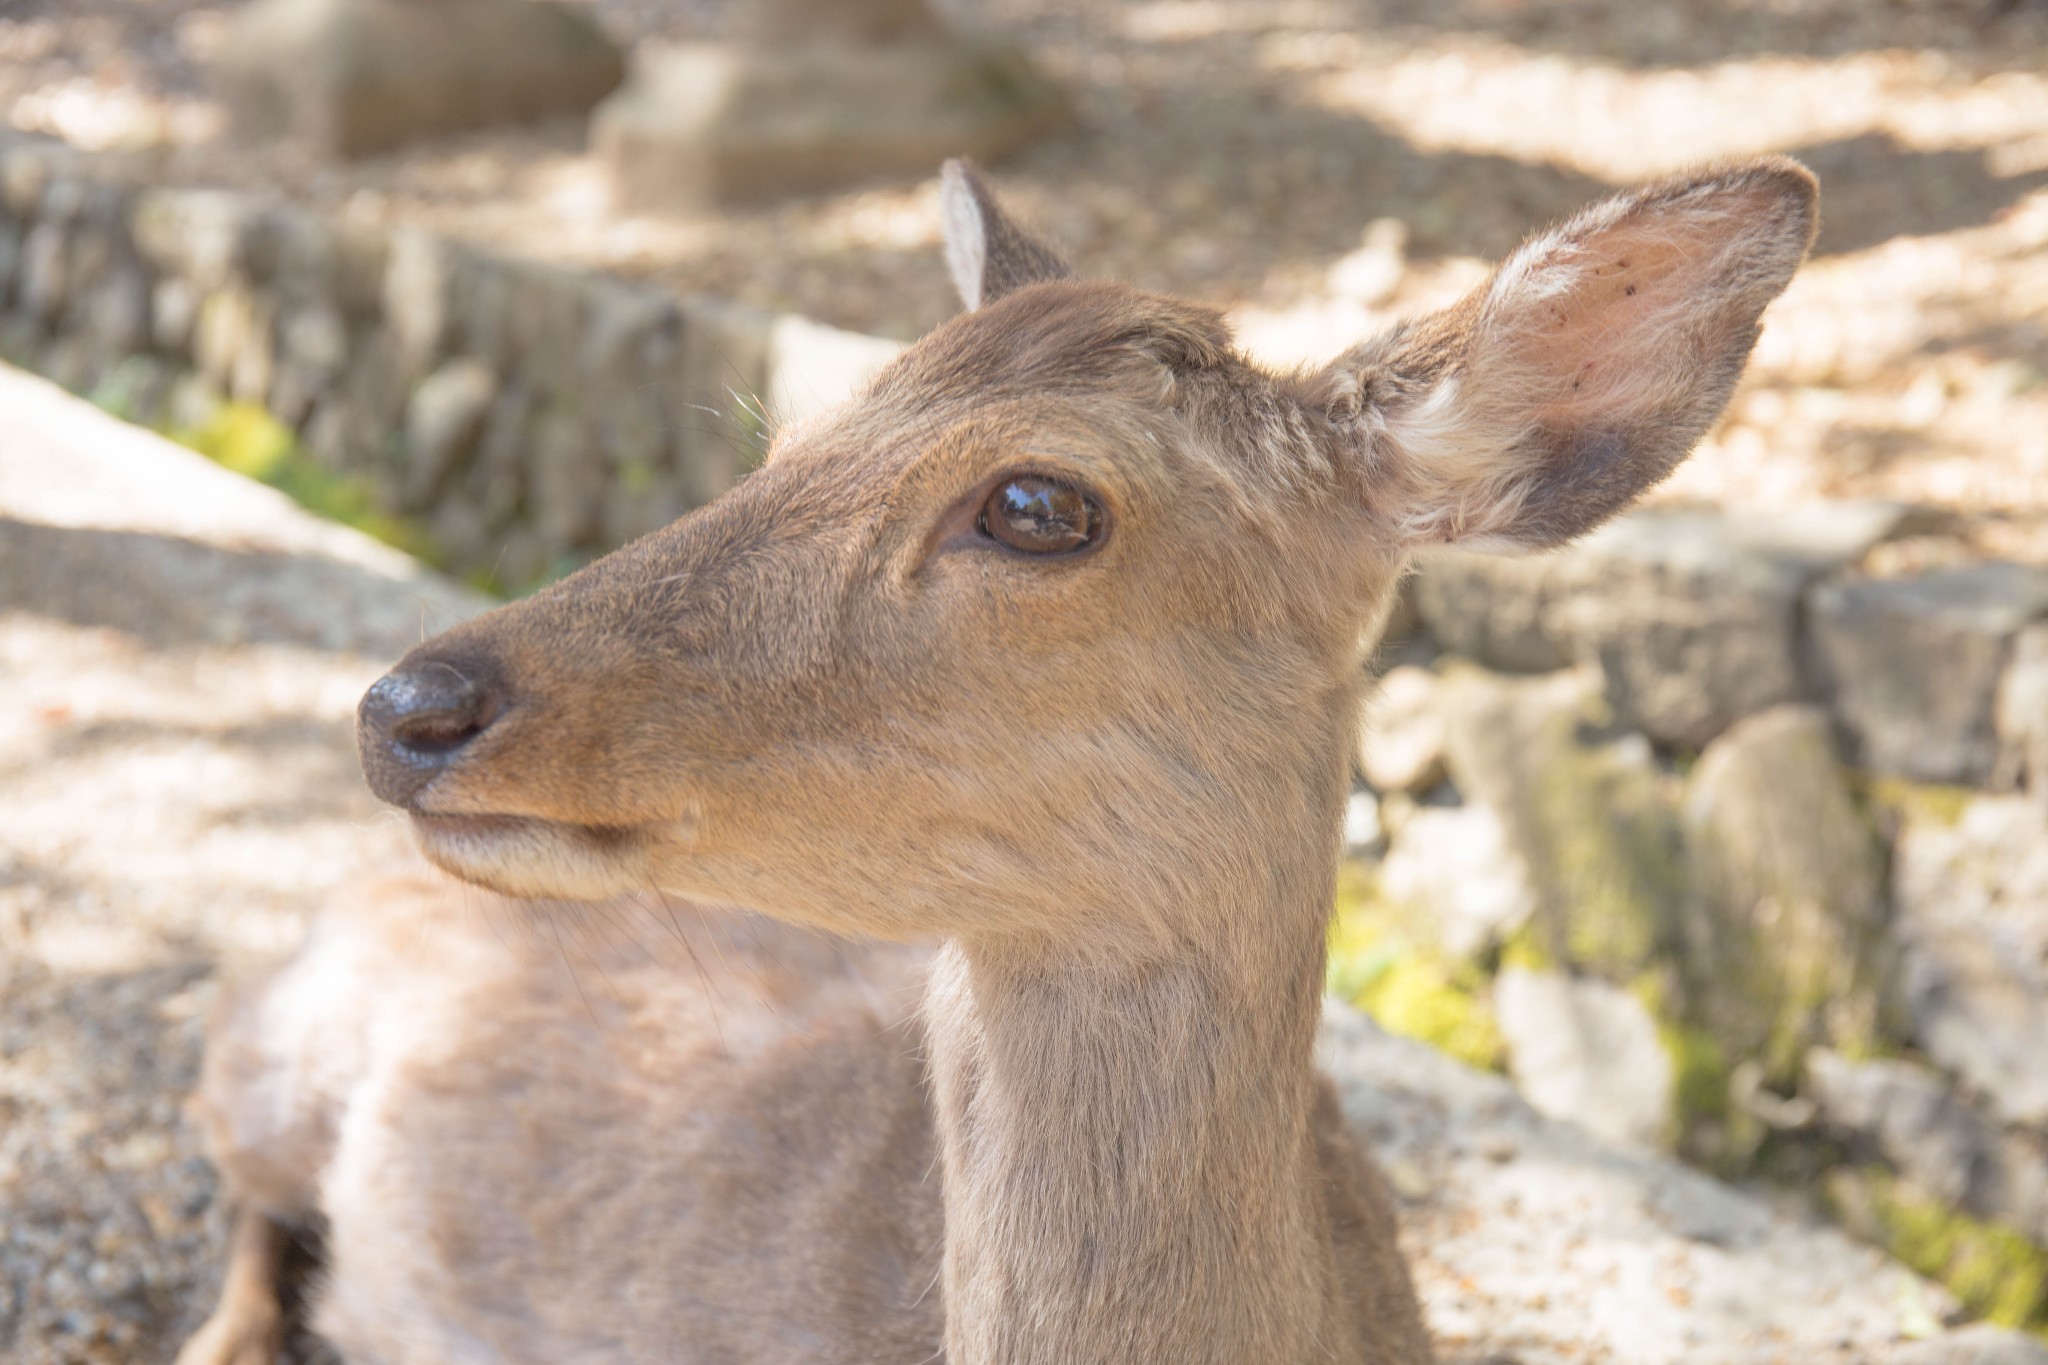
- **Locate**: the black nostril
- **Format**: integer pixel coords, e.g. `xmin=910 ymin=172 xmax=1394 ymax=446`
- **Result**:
xmin=391 ymin=694 xmax=498 ymax=755
xmin=357 ymin=657 xmax=505 ymax=806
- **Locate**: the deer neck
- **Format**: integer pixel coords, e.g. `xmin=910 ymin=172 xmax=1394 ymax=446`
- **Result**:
xmin=922 ymin=843 xmax=1349 ymax=1365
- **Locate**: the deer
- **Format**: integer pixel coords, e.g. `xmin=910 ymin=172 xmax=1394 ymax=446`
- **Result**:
xmin=176 ymin=156 xmax=1817 ymax=1365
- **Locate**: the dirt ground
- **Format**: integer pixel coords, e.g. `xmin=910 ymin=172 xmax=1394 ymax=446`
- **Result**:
xmin=3 ymin=0 xmax=2045 ymax=564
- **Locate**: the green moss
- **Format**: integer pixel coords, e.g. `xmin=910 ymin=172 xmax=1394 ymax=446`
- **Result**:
xmin=1828 ymin=1167 xmax=2048 ymax=1332
xmin=1329 ymin=866 xmax=1505 ymax=1072
xmin=1529 ymin=738 xmax=1684 ymax=977
xmin=1498 ymin=923 xmax=1552 ymax=974
xmin=619 ymin=456 xmax=657 ymax=498
xmin=172 ymin=403 xmax=440 ymax=565
xmin=1660 ymin=1021 xmax=1731 ymax=1127
xmin=1857 ymin=774 xmax=1974 ymax=830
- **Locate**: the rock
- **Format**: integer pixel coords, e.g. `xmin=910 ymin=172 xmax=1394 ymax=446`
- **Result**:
xmin=594 ymin=0 xmax=1070 ymax=211
xmin=1415 ymin=502 xmax=1910 ymax=748
xmin=1825 ymin=1165 xmax=2048 ymax=1341
xmin=1327 ymin=218 xmax=1407 ymax=306
xmin=87 ymin=356 xmax=174 ymax=427
xmin=0 ymin=221 xmax=21 ymax=302
xmin=1998 ymin=624 xmax=2048 ymax=800
xmin=1437 ymin=665 xmax=1682 ymax=980
xmin=20 ymin=221 xmax=67 ymax=323
xmin=383 ymin=230 xmax=458 ymax=375
xmin=1680 ymin=707 xmax=1891 ymax=1084
xmin=402 ymin=359 xmax=498 ymax=510
xmin=82 ymin=267 xmax=150 ymax=357
xmin=193 ymin=286 xmax=258 ymax=394
xmin=532 ymin=403 xmax=601 ymax=550
xmin=1378 ymin=804 xmax=1535 ymax=960
xmin=1891 ymin=1325 xmax=2048 ymax=1365
xmin=1357 ymin=665 xmax=1445 ymax=794
xmin=215 ymin=0 xmax=625 ymax=158
xmin=151 ymin=276 xmax=198 ymax=353
xmin=128 ymin=187 xmax=257 ymax=290
xmin=1493 ymin=967 xmax=1673 ymax=1149
xmin=1807 ymin=1046 xmax=2048 ymax=1249
xmin=1809 ymin=563 xmax=2048 ymax=785
xmin=674 ymin=298 xmax=774 ymax=504
xmin=1342 ymin=790 xmax=1382 ymax=853
xmin=1807 ymin=1048 xmax=1990 ymax=1209
xmin=1894 ymin=796 xmax=2048 ymax=1128
xmin=1410 ymin=546 xmax=1569 ymax=673
xmin=767 ymin=314 xmax=907 ymax=427
xmin=502 ymin=260 xmax=587 ymax=382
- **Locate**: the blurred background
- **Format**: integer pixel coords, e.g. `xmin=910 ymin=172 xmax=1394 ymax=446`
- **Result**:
xmin=2 ymin=0 xmax=2047 ymax=1359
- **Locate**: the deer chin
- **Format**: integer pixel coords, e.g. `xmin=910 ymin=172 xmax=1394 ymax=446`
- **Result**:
xmin=408 ymin=813 xmax=678 ymax=901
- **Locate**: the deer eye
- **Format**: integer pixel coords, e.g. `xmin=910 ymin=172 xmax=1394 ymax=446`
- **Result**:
xmin=977 ymin=476 xmax=1103 ymax=555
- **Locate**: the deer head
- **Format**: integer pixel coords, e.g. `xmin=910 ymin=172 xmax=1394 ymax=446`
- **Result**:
xmin=358 ymin=159 xmax=1816 ymax=958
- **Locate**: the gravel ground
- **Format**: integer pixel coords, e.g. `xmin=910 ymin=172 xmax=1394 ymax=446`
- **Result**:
xmin=2 ymin=0 xmax=2045 ymax=561
xmin=0 ymin=365 xmax=486 ymax=1363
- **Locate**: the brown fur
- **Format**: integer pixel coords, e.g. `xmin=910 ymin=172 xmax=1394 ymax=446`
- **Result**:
xmin=181 ymin=158 xmax=1816 ymax=1365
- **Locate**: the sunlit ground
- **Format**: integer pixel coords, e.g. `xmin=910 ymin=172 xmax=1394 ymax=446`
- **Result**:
xmin=2 ymin=0 xmax=2044 ymax=562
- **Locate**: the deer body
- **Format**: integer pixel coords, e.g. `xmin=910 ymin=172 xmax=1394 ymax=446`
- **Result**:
xmin=180 ymin=160 xmax=1816 ymax=1365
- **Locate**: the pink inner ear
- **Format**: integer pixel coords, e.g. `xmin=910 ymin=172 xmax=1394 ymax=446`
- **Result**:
xmin=1500 ymin=190 xmax=1779 ymax=435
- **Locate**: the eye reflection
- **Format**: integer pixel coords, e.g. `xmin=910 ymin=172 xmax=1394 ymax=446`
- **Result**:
xmin=978 ymin=476 xmax=1103 ymax=555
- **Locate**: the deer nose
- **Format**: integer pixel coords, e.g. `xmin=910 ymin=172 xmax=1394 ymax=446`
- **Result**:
xmin=357 ymin=658 xmax=504 ymax=807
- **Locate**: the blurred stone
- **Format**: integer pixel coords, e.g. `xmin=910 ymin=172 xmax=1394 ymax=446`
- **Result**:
xmin=1415 ymin=503 xmax=1910 ymax=748
xmin=1438 ymin=666 xmax=1682 ymax=981
xmin=383 ymin=230 xmax=458 ymax=375
xmin=767 ymin=314 xmax=905 ymax=426
xmin=20 ymin=222 xmax=67 ymax=323
xmin=88 ymin=356 xmax=174 ymax=427
xmin=1411 ymin=547 xmax=1568 ymax=673
xmin=1342 ymin=789 xmax=1382 ymax=853
xmin=1894 ymin=796 xmax=2048 ymax=1127
xmin=532 ymin=403 xmax=601 ymax=549
xmin=1327 ymin=218 xmax=1407 ymax=306
xmin=1804 ymin=1048 xmax=2048 ymax=1249
xmin=193 ymin=287 xmax=260 ymax=396
xmin=674 ymin=297 xmax=774 ymax=504
xmin=403 ymin=359 xmax=497 ymax=510
xmin=1680 ymin=707 xmax=1891 ymax=1086
xmin=0 ymin=221 xmax=21 ymax=303
xmin=1890 ymin=1325 xmax=2048 ymax=1365
xmin=474 ymin=385 xmax=536 ymax=527
xmin=1809 ymin=563 xmax=2048 ymax=785
xmin=1807 ymin=1049 xmax=1988 ymax=1210
xmin=128 ymin=188 xmax=261 ymax=290
xmin=502 ymin=261 xmax=587 ymax=382
xmin=595 ymin=0 xmax=1070 ymax=211
xmin=1378 ymin=804 xmax=1535 ymax=960
xmin=1997 ymin=624 xmax=2048 ymax=801
xmin=215 ymin=0 xmax=625 ymax=158
xmin=1495 ymin=966 xmax=1673 ymax=1150
xmin=150 ymin=277 xmax=198 ymax=353
xmin=84 ymin=267 xmax=151 ymax=357
xmin=1357 ymin=665 xmax=1445 ymax=794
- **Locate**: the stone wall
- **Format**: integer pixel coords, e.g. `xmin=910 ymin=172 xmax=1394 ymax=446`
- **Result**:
xmin=1347 ymin=506 xmax=2048 ymax=1326
xmin=0 ymin=130 xmax=901 ymax=591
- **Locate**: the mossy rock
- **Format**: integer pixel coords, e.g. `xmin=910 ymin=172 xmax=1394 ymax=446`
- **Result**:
xmin=1328 ymin=863 xmax=1505 ymax=1072
xmin=1681 ymin=706 xmax=1896 ymax=1088
xmin=1437 ymin=664 xmax=1685 ymax=983
xmin=173 ymin=401 xmax=441 ymax=565
xmin=1827 ymin=1165 xmax=2048 ymax=1332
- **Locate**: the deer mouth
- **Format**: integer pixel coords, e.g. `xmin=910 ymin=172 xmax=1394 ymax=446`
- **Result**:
xmin=408 ymin=812 xmax=683 ymax=901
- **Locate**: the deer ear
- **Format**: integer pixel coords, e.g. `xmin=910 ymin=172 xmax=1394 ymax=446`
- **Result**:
xmin=1312 ymin=158 xmax=1818 ymax=551
xmin=940 ymin=159 xmax=1072 ymax=312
